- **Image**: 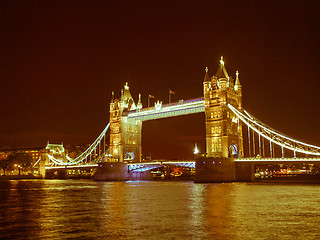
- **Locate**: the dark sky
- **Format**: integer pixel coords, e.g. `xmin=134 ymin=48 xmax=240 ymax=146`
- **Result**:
xmin=1 ymin=0 xmax=320 ymax=159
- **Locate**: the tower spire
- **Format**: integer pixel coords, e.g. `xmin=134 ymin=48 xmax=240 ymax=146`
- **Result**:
xmin=216 ymin=56 xmax=230 ymax=80
xmin=220 ymin=56 xmax=224 ymax=66
xmin=235 ymin=71 xmax=240 ymax=85
xmin=137 ymin=93 xmax=142 ymax=109
xmin=204 ymin=67 xmax=210 ymax=82
xmin=235 ymin=71 xmax=242 ymax=91
xmin=111 ymin=91 xmax=114 ymax=103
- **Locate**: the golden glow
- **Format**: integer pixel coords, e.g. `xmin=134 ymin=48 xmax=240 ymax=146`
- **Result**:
xmin=194 ymin=143 xmax=199 ymax=154
xmin=220 ymin=56 xmax=224 ymax=66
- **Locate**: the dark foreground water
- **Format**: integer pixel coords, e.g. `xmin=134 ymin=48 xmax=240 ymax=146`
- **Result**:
xmin=0 ymin=180 xmax=320 ymax=240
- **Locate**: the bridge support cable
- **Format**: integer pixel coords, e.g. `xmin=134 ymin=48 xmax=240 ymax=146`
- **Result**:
xmin=237 ymin=117 xmax=242 ymax=159
xmin=252 ymin=130 xmax=256 ymax=156
xmin=262 ymin=137 xmax=265 ymax=158
xmin=258 ymin=134 xmax=262 ymax=157
xmin=47 ymin=122 xmax=111 ymax=166
xmin=248 ymin=125 xmax=251 ymax=157
xmin=228 ymin=104 xmax=320 ymax=156
xmin=104 ymin=134 xmax=106 ymax=154
xmin=32 ymin=157 xmax=41 ymax=168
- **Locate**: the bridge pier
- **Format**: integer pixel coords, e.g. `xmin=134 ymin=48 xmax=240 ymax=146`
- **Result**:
xmin=45 ymin=168 xmax=68 ymax=179
xmin=94 ymin=162 xmax=129 ymax=181
xmin=235 ymin=163 xmax=255 ymax=182
xmin=194 ymin=157 xmax=236 ymax=183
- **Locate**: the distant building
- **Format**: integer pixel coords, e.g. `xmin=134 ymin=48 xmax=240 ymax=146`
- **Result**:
xmin=0 ymin=142 xmax=66 ymax=164
xmin=0 ymin=146 xmax=43 ymax=162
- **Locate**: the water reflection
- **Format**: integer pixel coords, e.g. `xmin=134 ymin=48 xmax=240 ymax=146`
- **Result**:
xmin=1 ymin=180 xmax=320 ymax=239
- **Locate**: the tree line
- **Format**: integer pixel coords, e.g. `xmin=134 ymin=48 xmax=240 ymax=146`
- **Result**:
xmin=0 ymin=153 xmax=33 ymax=175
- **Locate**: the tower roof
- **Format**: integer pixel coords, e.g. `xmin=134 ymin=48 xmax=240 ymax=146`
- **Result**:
xmin=121 ymin=82 xmax=136 ymax=110
xmin=235 ymin=71 xmax=241 ymax=86
xmin=137 ymin=93 xmax=142 ymax=109
xmin=204 ymin=67 xmax=210 ymax=82
xmin=215 ymin=56 xmax=230 ymax=80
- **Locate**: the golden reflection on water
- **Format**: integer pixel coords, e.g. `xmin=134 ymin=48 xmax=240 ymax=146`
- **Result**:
xmin=1 ymin=180 xmax=320 ymax=239
xmin=101 ymin=182 xmax=127 ymax=237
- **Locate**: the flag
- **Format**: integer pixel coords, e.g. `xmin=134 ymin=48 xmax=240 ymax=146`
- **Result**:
xmin=148 ymin=94 xmax=154 ymax=98
xmin=169 ymin=89 xmax=175 ymax=94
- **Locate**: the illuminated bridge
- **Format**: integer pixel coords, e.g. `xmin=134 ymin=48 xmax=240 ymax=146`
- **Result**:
xmin=125 ymin=98 xmax=205 ymax=121
xmin=39 ymin=57 xmax=320 ymax=182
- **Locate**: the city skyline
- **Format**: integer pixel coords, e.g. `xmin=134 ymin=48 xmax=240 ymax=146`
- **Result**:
xmin=1 ymin=0 xmax=320 ymax=159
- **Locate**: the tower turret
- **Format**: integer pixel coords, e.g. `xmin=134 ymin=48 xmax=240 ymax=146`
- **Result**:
xmin=203 ymin=67 xmax=211 ymax=104
xmin=204 ymin=57 xmax=244 ymax=158
xmin=109 ymin=83 xmax=142 ymax=163
xmin=137 ymin=93 xmax=142 ymax=109
xmin=234 ymin=71 xmax=242 ymax=108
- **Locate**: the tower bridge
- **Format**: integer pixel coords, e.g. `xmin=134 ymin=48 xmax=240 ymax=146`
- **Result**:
xmin=41 ymin=57 xmax=320 ymax=182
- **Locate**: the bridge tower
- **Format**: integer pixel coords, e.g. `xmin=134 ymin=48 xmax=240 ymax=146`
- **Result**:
xmin=109 ymin=83 xmax=142 ymax=162
xmin=203 ymin=57 xmax=244 ymax=158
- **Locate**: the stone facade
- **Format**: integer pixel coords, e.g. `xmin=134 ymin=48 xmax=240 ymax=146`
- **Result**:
xmin=203 ymin=57 xmax=244 ymax=158
xmin=109 ymin=58 xmax=244 ymax=162
xmin=109 ymin=83 xmax=142 ymax=162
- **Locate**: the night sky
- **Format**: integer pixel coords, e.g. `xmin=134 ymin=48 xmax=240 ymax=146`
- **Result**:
xmin=1 ymin=0 xmax=320 ymax=160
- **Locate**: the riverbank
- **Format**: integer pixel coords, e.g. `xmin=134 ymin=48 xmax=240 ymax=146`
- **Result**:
xmin=0 ymin=175 xmax=42 ymax=180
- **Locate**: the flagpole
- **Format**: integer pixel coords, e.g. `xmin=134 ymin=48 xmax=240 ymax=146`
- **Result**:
xmin=148 ymin=94 xmax=154 ymax=108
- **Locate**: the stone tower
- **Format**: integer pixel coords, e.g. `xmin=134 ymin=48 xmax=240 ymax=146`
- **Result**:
xmin=109 ymin=83 xmax=142 ymax=162
xmin=203 ymin=57 xmax=244 ymax=158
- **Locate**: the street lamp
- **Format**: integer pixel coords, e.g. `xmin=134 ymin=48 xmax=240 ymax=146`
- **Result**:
xmin=193 ymin=143 xmax=199 ymax=155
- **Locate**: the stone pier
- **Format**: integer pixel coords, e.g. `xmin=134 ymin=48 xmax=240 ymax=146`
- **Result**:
xmin=94 ymin=162 xmax=129 ymax=181
xmin=194 ymin=157 xmax=236 ymax=183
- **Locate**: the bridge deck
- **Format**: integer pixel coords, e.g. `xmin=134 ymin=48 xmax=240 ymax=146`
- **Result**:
xmin=125 ymin=98 xmax=205 ymax=121
xmin=45 ymin=158 xmax=320 ymax=170
xmin=236 ymin=158 xmax=320 ymax=164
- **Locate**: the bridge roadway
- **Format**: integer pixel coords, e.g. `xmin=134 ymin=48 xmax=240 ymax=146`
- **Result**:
xmin=45 ymin=161 xmax=196 ymax=172
xmin=45 ymin=158 xmax=320 ymax=172
xmin=124 ymin=97 xmax=205 ymax=121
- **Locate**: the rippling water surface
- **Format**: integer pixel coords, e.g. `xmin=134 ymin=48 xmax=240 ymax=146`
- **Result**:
xmin=0 ymin=180 xmax=320 ymax=239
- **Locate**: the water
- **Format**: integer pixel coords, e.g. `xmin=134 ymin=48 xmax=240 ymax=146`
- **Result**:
xmin=0 ymin=180 xmax=320 ymax=240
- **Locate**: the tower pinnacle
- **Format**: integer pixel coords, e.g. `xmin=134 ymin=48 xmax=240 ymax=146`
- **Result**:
xmin=235 ymin=71 xmax=241 ymax=92
xmin=111 ymin=91 xmax=114 ymax=103
xmin=137 ymin=93 xmax=142 ymax=109
xmin=235 ymin=71 xmax=240 ymax=85
xmin=204 ymin=67 xmax=210 ymax=82
xmin=124 ymin=82 xmax=129 ymax=90
xmin=220 ymin=56 xmax=224 ymax=66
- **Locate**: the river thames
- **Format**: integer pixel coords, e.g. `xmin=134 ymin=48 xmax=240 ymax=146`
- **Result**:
xmin=0 ymin=180 xmax=320 ymax=239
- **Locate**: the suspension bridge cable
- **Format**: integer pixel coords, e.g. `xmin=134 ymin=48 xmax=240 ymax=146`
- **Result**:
xmin=48 ymin=122 xmax=111 ymax=166
xmin=228 ymin=104 xmax=320 ymax=156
